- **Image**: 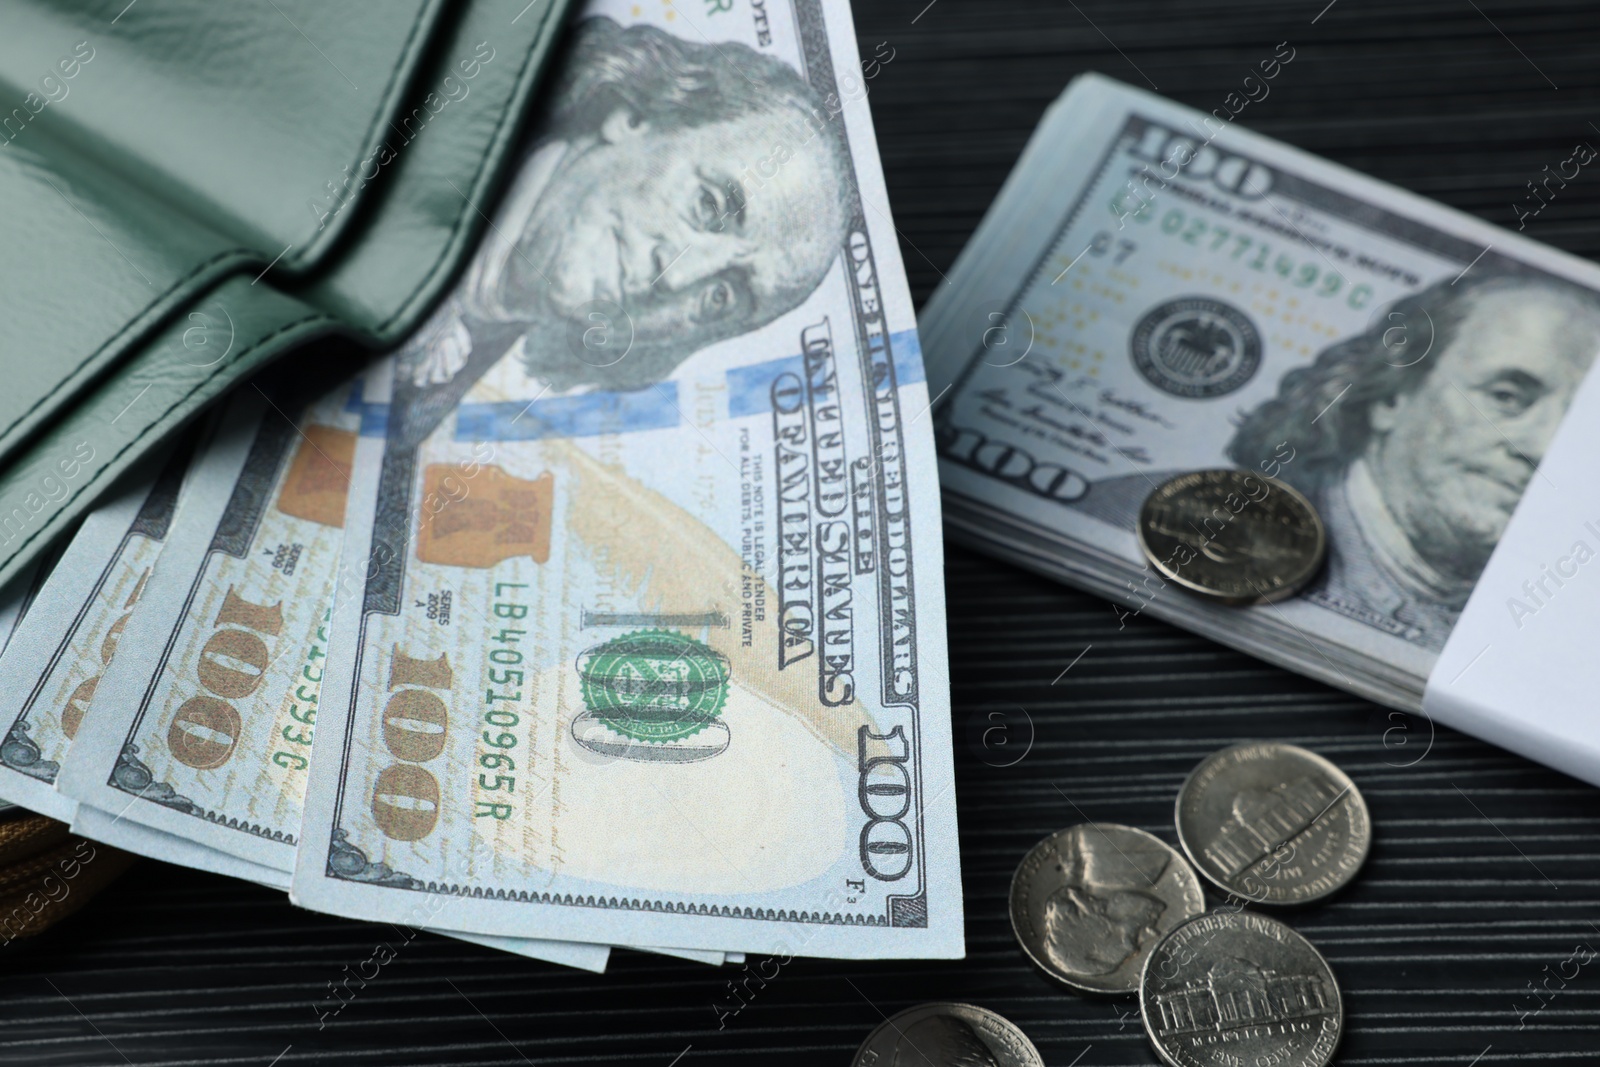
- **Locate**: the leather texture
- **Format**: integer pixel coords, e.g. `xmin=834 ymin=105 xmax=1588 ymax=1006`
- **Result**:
xmin=0 ymin=812 xmax=133 ymax=943
xmin=0 ymin=0 xmax=444 ymax=457
xmin=0 ymin=0 xmax=576 ymax=589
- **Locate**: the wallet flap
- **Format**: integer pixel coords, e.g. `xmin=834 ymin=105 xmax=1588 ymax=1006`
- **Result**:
xmin=0 ymin=275 xmax=343 ymax=589
xmin=0 ymin=0 xmax=445 ymax=269
xmin=0 ymin=0 xmax=448 ymax=470
xmin=0 ymin=130 xmax=247 ymax=462
xmin=298 ymin=0 xmax=573 ymax=342
xmin=0 ymin=0 xmax=578 ymax=588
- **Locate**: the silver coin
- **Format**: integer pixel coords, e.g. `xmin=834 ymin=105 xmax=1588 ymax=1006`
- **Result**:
xmin=1138 ymin=469 xmax=1326 ymax=605
xmin=1010 ymin=823 xmax=1205 ymax=993
xmin=851 ymin=1002 xmax=1043 ymax=1067
xmin=1140 ymin=909 xmax=1343 ymax=1067
xmin=1176 ymin=742 xmax=1371 ymax=905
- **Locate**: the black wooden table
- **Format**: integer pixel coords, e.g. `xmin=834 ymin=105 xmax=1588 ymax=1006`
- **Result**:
xmin=3 ymin=2 xmax=1598 ymax=1063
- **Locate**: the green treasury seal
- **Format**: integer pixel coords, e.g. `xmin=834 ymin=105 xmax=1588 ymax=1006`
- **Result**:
xmin=578 ymin=629 xmax=730 ymax=743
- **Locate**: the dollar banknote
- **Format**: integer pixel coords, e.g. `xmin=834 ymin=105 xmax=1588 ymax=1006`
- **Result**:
xmin=74 ymin=794 xmax=613 ymax=971
xmin=71 ymin=803 xmax=293 ymax=889
xmin=58 ymin=382 xmax=364 ymax=869
xmin=293 ymin=0 xmax=961 ymax=959
xmin=50 ymin=377 xmax=625 ymax=971
xmin=0 ymin=559 xmax=47 ymax=815
xmin=0 ymin=439 xmax=316 ymax=876
xmin=53 ymin=371 xmax=711 ymax=968
xmin=919 ymin=73 xmax=1600 ymax=711
xmin=0 ymin=434 xmax=317 ymax=878
xmin=0 ymin=442 xmax=194 ymax=820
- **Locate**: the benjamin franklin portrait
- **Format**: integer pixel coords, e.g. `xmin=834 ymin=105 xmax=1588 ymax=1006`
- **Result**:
xmin=1227 ymin=270 xmax=1600 ymax=648
xmin=392 ymin=15 xmax=853 ymax=447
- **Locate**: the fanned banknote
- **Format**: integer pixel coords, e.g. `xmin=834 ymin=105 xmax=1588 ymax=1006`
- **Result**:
xmin=54 ymin=374 xmax=702 ymax=967
xmin=0 ymin=438 xmax=334 ymax=891
xmin=52 ymin=380 xmax=616 ymax=972
xmin=293 ymin=0 xmax=960 ymax=959
xmin=920 ymin=73 xmax=1600 ymax=712
xmin=58 ymin=383 xmax=364 ymax=870
xmin=73 ymin=791 xmax=611 ymax=971
xmin=0 ymin=559 xmax=48 ymax=815
xmin=0 ymin=443 xmax=194 ymax=820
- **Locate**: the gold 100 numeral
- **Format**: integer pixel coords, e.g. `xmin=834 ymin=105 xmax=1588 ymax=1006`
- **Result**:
xmin=62 ymin=569 xmax=150 ymax=739
xmin=168 ymin=588 xmax=283 ymax=770
xmin=371 ymin=647 xmax=453 ymax=841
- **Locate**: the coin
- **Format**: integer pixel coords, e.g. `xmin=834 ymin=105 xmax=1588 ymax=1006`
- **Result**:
xmin=1009 ymin=823 xmax=1205 ymax=993
xmin=1140 ymin=909 xmax=1343 ymax=1067
xmin=1175 ymin=742 xmax=1371 ymax=905
xmin=851 ymin=1002 xmax=1043 ymax=1067
xmin=1137 ymin=469 xmax=1326 ymax=605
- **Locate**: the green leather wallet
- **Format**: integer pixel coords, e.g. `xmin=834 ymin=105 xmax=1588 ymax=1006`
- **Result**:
xmin=0 ymin=0 xmax=574 ymax=588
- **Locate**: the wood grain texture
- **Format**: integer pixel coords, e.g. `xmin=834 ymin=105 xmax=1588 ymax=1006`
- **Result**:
xmin=1 ymin=1 xmax=1597 ymax=1063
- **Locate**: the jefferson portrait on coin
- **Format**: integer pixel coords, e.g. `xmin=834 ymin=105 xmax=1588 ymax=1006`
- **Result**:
xmin=891 ymin=1013 xmax=1001 ymax=1067
xmin=1227 ymin=270 xmax=1600 ymax=649
xmin=1041 ymin=829 xmax=1171 ymax=977
xmin=392 ymin=13 xmax=853 ymax=448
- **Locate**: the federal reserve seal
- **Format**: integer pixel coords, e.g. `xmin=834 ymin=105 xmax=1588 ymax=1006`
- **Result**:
xmin=1130 ymin=297 xmax=1262 ymax=398
xmin=577 ymin=629 xmax=729 ymax=744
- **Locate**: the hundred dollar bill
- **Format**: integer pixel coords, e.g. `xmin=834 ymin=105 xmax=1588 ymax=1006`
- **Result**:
xmin=0 ymin=442 xmax=195 ymax=820
xmin=73 ymin=796 xmax=613 ymax=971
xmin=72 ymin=803 xmax=292 ymax=889
xmin=294 ymin=0 xmax=960 ymax=959
xmin=59 ymin=384 xmax=363 ymax=868
xmin=56 ymin=378 xmax=614 ymax=972
xmin=0 ymin=559 xmax=48 ymax=816
xmin=920 ymin=73 xmax=1600 ymax=711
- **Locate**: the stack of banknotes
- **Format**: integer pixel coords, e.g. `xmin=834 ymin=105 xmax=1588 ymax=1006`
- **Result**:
xmin=921 ymin=72 xmax=1600 ymax=717
xmin=0 ymin=0 xmax=963 ymax=970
